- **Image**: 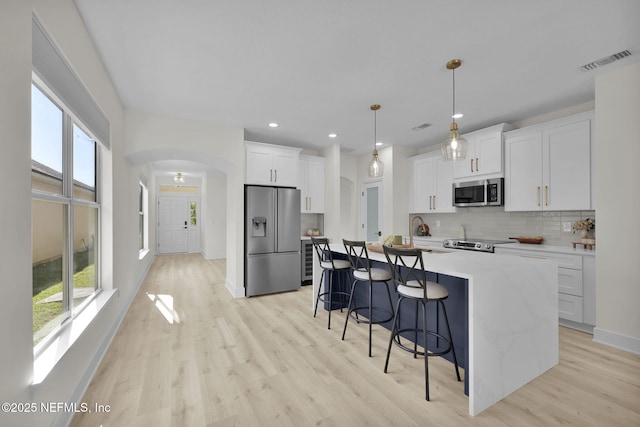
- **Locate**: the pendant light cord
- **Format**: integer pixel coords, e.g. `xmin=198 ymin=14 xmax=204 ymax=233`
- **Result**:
xmin=452 ymin=67 xmax=456 ymax=124
xmin=374 ymin=108 xmax=377 ymax=150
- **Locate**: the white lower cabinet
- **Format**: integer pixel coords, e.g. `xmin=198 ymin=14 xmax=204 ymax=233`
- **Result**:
xmin=495 ymin=247 xmax=594 ymax=327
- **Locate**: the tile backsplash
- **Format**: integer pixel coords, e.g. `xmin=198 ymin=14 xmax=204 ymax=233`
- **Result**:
xmin=414 ymin=208 xmax=596 ymax=246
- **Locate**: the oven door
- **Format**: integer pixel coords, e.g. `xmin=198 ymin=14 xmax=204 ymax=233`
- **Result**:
xmin=453 ymin=180 xmax=487 ymax=207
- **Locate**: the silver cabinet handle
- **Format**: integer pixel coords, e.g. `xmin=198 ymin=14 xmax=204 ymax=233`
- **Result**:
xmin=476 ymin=157 xmax=479 ymax=172
xmin=537 ymin=186 xmax=541 ymax=206
xmin=274 ymin=169 xmax=277 ymax=182
xmin=270 ymin=169 xmax=273 ymax=182
xmin=433 ymin=195 xmax=436 ymax=210
xmin=470 ymin=159 xmax=474 ymax=173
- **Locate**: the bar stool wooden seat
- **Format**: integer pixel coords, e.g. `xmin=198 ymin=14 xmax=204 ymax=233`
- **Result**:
xmin=383 ymin=245 xmax=461 ymax=400
xmin=311 ymin=237 xmax=351 ymax=329
xmin=341 ymin=239 xmax=395 ymax=357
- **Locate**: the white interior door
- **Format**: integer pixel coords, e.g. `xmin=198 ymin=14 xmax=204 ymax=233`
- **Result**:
xmin=158 ymin=196 xmax=188 ymax=254
xmin=362 ymin=181 xmax=383 ymax=242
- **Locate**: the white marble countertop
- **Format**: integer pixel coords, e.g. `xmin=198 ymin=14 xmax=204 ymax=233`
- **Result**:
xmin=330 ymin=242 xmax=554 ymax=279
xmin=301 ymin=235 xmax=324 ymax=240
xmin=407 ymin=236 xmax=596 ymax=257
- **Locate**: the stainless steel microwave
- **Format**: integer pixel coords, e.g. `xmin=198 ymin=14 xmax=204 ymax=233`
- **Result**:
xmin=453 ymin=178 xmax=504 ymax=207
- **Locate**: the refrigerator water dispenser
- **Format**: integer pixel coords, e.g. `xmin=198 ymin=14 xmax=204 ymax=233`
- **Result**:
xmin=252 ymin=217 xmax=267 ymax=237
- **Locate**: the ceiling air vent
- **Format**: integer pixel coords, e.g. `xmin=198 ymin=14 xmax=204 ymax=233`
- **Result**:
xmin=580 ymin=50 xmax=632 ymax=71
xmin=411 ymin=122 xmax=432 ymax=131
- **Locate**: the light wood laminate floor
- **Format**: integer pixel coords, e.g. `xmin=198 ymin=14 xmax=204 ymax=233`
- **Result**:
xmin=71 ymin=253 xmax=640 ymax=426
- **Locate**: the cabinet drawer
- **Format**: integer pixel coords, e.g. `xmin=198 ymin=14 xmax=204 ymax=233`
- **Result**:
xmin=558 ymin=267 xmax=582 ymax=296
xmin=495 ymin=248 xmax=582 ymax=269
xmin=558 ymin=293 xmax=583 ymax=323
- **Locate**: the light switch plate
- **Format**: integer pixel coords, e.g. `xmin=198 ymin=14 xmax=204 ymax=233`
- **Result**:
xmin=562 ymin=222 xmax=572 ymax=232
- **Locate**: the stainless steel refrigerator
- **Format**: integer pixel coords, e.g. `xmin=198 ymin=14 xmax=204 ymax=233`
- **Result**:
xmin=245 ymin=185 xmax=301 ymax=296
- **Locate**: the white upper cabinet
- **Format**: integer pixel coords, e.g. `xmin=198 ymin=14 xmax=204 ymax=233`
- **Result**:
xmin=504 ymin=111 xmax=593 ymax=211
xmin=298 ymin=155 xmax=324 ymax=213
xmin=245 ymin=141 xmax=301 ymax=187
xmin=453 ymin=123 xmax=514 ymax=180
xmin=409 ymin=152 xmax=455 ymax=213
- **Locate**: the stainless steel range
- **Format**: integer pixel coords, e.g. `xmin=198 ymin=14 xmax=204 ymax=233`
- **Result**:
xmin=443 ymin=238 xmax=515 ymax=253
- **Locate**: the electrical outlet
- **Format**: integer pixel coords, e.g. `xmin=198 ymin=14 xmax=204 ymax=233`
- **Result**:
xmin=436 ymin=220 xmax=441 ymax=227
xmin=562 ymin=222 xmax=572 ymax=232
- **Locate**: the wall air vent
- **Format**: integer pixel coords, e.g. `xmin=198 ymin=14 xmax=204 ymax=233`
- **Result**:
xmin=411 ymin=122 xmax=432 ymax=131
xmin=580 ymin=50 xmax=631 ymax=71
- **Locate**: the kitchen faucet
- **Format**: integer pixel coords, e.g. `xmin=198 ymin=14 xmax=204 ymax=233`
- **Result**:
xmin=409 ymin=215 xmax=425 ymax=248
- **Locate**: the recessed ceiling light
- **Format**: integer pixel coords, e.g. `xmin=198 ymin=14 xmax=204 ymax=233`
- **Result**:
xmin=328 ymin=133 xmax=337 ymax=138
xmin=452 ymin=113 xmax=463 ymax=119
xmin=268 ymin=122 xmax=279 ymax=128
xmin=375 ymin=141 xmax=383 ymax=146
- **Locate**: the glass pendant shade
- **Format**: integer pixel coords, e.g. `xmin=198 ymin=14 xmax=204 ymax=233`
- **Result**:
xmin=367 ymin=104 xmax=384 ymax=177
xmin=441 ymin=122 xmax=468 ymax=161
xmin=368 ymin=148 xmax=384 ymax=177
xmin=441 ymin=59 xmax=467 ymax=161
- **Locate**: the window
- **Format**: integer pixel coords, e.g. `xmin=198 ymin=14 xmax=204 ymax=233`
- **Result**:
xmin=190 ymin=201 xmax=197 ymax=226
xmin=139 ymin=181 xmax=149 ymax=255
xmin=31 ymin=81 xmax=101 ymax=347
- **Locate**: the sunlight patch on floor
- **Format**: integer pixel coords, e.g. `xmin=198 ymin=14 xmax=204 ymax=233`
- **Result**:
xmin=146 ymin=292 xmax=181 ymax=324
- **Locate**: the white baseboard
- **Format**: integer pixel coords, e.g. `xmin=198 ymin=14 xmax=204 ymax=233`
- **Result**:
xmin=593 ymin=327 xmax=640 ymax=355
xmin=201 ymin=250 xmax=225 ymax=260
xmin=226 ymin=277 xmax=244 ymax=298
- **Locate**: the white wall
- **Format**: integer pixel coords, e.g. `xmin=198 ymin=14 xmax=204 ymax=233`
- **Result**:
xmin=391 ymin=145 xmax=412 ymax=237
xmin=0 ymin=3 xmax=35 ymax=426
xmin=202 ymin=172 xmax=227 ymax=259
xmin=593 ymin=62 xmax=640 ymax=353
xmin=321 ymin=144 xmax=341 ymax=242
xmin=339 ymin=154 xmax=359 ymax=240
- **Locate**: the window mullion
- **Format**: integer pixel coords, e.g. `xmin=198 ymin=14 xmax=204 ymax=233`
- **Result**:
xmin=64 ymin=114 xmax=74 ymax=315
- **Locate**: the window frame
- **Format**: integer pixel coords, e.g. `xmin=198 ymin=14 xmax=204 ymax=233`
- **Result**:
xmin=139 ymin=181 xmax=149 ymax=258
xmin=31 ymin=77 xmax=102 ymax=353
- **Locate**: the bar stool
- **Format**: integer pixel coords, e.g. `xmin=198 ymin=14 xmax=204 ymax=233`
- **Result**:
xmin=383 ymin=245 xmax=461 ymax=401
xmin=341 ymin=239 xmax=394 ymax=357
xmin=311 ymin=237 xmax=351 ymax=329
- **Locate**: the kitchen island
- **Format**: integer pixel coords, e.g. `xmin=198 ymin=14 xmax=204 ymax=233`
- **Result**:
xmin=312 ymin=243 xmax=558 ymax=416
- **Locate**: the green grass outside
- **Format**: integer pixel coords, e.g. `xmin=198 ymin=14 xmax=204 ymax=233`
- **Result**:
xmin=33 ymin=264 xmax=96 ymax=336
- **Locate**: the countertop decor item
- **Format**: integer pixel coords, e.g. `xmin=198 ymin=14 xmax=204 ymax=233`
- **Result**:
xmin=572 ymin=241 xmax=595 ymax=250
xmin=509 ymin=236 xmax=544 ymax=244
xmin=573 ymin=218 xmax=595 ymax=243
xmin=417 ymin=223 xmax=430 ymax=236
xmin=366 ymin=243 xmax=411 ymax=253
xmin=572 ymin=218 xmax=595 ymax=233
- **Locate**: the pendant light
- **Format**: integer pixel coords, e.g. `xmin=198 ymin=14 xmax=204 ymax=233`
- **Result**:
xmin=441 ymin=59 xmax=468 ymax=161
xmin=368 ymin=104 xmax=384 ymax=177
xmin=174 ymin=172 xmax=185 ymax=183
